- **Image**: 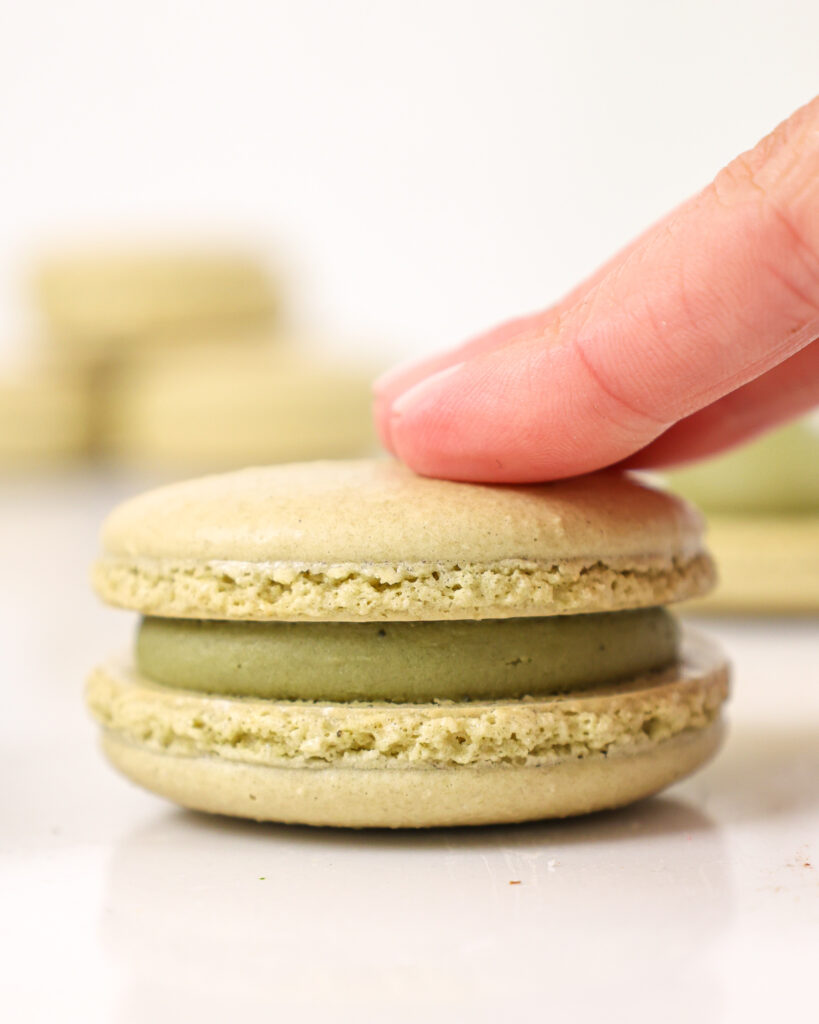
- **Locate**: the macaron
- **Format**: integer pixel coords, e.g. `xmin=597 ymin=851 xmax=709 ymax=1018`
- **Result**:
xmin=87 ymin=460 xmax=729 ymax=828
xmin=0 ymin=360 xmax=90 ymax=467
xmin=101 ymin=344 xmax=376 ymax=470
xmin=668 ymin=419 xmax=819 ymax=614
xmin=33 ymin=248 xmax=276 ymax=361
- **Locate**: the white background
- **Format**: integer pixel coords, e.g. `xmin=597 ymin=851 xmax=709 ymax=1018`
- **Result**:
xmin=1 ymin=0 xmax=818 ymax=362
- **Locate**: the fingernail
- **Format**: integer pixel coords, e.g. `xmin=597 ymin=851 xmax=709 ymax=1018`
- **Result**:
xmin=390 ymin=362 xmax=465 ymax=418
xmin=373 ymin=356 xmax=428 ymax=396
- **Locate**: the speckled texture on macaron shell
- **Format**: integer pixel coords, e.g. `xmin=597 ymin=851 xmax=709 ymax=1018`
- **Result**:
xmin=94 ymin=461 xmax=715 ymax=621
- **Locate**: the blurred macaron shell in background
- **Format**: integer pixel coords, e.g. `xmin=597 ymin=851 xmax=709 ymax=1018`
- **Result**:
xmin=32 ymin=246 xmax=278 ymax=360
xmin=100 ymin=341 xmax=377 ymax=471
xmin=2 ymin=240 xmax=381 ymax=474
xmin=668 ymin=420 xmax=819 ymax=516
xmin=0 ymin=357 xmax=91 ymax=466
xmin=666 ymin=417 xmax=819 ymax=614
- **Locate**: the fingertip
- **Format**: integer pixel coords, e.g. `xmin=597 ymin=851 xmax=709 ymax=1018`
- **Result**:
xmin=372 ymin=357 xmax=450 ymax=456
xmin=373 ymin=313 xmax=549 ymax=437
xmin=372 ymin=389 xmax=396 ymax=454
xmin=390 ymin=362 xmax=465 ymax=418
xmin=373 ymin=361 xmax=466 ymax=456
xmin=387 ymin=362 xmax=483 ymax=479
xmin=387 ymin=357 xmax=561 ymax=482
xmin=387 ymin=338 xmax=672 ymax=483
xmin=372 ymin=356 xmax=426 ymax=399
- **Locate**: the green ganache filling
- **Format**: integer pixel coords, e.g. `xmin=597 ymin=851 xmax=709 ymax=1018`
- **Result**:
xmin=136 ymin=608 xmax=679 ymax=703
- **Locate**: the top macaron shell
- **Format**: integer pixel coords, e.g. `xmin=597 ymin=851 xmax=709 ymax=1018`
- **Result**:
xmin=93 ymin=460 xmax=715 ymax=622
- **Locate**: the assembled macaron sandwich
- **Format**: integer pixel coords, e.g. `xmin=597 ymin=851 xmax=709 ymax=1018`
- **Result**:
xmin=87 ymin=459 xmax=729 ymax=828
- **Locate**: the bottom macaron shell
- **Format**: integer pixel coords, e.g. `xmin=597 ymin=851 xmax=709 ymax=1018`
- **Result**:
xmin=89 ymin=629 xmax=728 ymax=828
xmin=101 ymin=721 xmax=724 ymax=828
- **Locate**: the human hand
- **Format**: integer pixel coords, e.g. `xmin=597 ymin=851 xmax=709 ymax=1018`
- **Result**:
xmin=374 ymin=97 xmax=819 ymax=483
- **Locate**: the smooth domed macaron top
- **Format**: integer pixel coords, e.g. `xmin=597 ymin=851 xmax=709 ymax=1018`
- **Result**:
xmin=100 ymin=459 xmax=705 ymax=565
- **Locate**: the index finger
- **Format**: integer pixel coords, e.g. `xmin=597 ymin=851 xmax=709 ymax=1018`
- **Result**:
xmin=381 ymin=96 xmax=819 ymax=482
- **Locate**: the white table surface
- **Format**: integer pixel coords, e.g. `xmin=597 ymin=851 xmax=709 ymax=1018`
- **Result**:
xmin=2 ymin=473 xmax=817 ymax=1024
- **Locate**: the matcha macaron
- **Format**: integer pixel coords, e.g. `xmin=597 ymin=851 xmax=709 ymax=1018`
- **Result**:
xmin=87 ymin=460 xmax=729 ymax=828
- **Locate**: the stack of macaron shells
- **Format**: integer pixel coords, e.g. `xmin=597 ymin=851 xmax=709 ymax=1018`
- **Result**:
xmin=1 ymin=246 xmax=280 ymax=471
xmin=87 ymin=459 xmax=730 ymax=828
xmin=9 ymin=246 xmax=379 ymax=472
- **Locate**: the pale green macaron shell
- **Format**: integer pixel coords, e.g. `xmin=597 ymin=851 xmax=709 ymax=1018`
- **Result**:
xmin=136 ymin=607 xmax=679 ymax=703
xmin=667 ymin=420 xmax=819 ymax=515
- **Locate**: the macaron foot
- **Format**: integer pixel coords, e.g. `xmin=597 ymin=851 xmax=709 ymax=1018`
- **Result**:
xmin=100 ymin=721 xmax=725 ymax=829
